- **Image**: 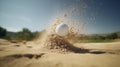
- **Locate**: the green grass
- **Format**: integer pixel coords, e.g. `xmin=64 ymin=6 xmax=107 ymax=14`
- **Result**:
xmin=88 ymin=39 xmax=113 ymax=43
xmin=78 ymin=38 xmax=115 ymax=43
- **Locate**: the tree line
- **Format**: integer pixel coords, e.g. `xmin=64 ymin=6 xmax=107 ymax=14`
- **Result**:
xmin=0 ymin=26 xmax=120 ymax=42
xmin=0 ymin=26 xmax=39 ymax=42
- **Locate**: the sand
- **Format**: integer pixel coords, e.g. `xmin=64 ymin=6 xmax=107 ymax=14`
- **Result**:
xmin=0 ymin=39 xmax=120 ymax=67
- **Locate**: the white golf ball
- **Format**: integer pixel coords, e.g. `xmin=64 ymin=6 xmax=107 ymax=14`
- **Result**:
xmin=55 ymin=23 xmax=69 ymax=36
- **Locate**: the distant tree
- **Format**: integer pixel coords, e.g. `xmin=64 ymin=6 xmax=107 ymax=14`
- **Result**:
xmin=0 ymin=26 xmax=7 ymax=38
xmin=16 ymin=28 xmax=34 ymax=41
xmin=106 ymin=33 xmax=118 ymax=39
xmin=33 ymin=31 xmax=39 ymax=39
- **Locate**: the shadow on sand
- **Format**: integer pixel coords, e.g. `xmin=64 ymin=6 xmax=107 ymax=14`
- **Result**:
xmin=0 ymin=53 xmax=45 ymax=60
xmin=67 ymin=45 xmax=106 ymax=54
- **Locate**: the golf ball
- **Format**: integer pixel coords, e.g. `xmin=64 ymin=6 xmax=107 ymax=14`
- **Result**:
xmin=55 ymin=23 xmax=69 ymax=36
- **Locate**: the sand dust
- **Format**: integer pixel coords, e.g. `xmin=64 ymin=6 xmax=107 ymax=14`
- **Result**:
xmin=36 ymin=6 xmax=86 ymax=53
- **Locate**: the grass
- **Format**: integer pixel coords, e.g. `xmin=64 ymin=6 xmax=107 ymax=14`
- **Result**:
xmin=78 ymin=38 xmax=117 ymax=43
xmin=88 ymin=39 xmax=113 ymax=43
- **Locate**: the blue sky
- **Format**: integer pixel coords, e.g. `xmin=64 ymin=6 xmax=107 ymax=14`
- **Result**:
xmin=0 ymin=0 xmax=120 ymax=34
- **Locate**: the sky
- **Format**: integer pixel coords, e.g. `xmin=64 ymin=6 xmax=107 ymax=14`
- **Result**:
xmin=0 ymin=0 xmax=120 ymax=34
